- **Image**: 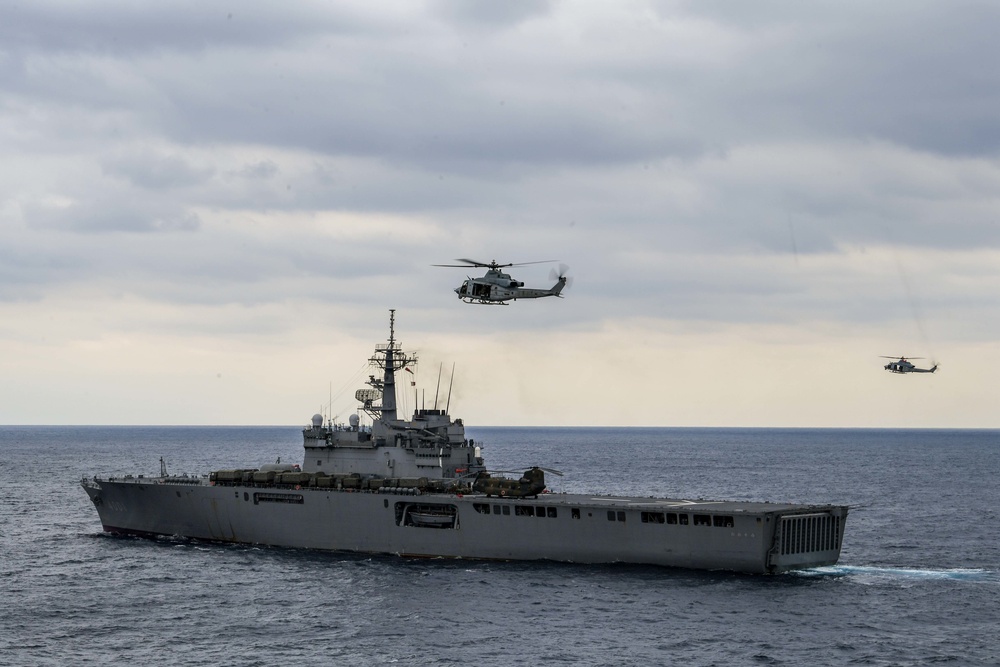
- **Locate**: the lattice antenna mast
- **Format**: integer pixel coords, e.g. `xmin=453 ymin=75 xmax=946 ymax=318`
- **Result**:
xmin=359 ymin=309 xmax=417 ymax=423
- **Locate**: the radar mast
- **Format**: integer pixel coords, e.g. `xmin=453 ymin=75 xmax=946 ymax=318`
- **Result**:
xmin=357 ymin=309 xmax=417 ymax=423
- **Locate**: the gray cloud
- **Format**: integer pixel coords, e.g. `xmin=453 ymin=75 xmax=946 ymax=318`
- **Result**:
xmin=102 ymin=151 xmax=214 ymax=189
xmin=2 ymin=0 xmax=999 ymax=332
xmin=232 ymin=160 xmax=279 ymax=180
xmin=23 ymin=199 xmax=201 ymax=233
xmin=0 ymin=2 xmax=368 ymax=57
xmin=428 ymin=0 xmax=556 ymax=29
xmin=7 ymin=1 xmax=1000 ymax=170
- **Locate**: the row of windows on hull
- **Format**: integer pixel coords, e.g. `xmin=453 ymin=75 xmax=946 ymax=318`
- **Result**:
xmin=472 ymin=503 xmax=737 ymax=527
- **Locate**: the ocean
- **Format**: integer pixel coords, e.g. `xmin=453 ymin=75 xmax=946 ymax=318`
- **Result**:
xmin=2 ymin=426 xmax=998 ymax=666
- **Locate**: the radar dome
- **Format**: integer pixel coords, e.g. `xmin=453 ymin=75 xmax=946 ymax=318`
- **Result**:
xmin=349 ymin=414 xmax=360 ymax=428
xmin=311 ymin=414 xmax=323 ymax=427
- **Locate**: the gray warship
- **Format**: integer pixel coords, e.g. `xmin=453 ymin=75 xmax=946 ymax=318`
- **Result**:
xmin=81 ymin=311 xmax=848 ymax=574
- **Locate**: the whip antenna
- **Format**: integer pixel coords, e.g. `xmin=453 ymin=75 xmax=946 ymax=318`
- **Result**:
xmin=446 ymin=363 xmax=456 ymax=414
xmin=434 ymin=362 xmax=442 ymax=410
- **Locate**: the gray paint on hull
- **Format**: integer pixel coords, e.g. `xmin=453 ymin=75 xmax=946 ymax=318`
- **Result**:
xmin=82 ymin=479 xmax=846 ymax=574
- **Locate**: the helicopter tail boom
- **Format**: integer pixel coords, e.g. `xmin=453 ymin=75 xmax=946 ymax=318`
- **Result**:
xmin=549 ymin=276 xmax=567 ymax=296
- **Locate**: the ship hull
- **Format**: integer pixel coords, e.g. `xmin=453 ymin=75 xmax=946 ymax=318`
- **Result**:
xmin=81 ymin=478 xmax=847 ymax=574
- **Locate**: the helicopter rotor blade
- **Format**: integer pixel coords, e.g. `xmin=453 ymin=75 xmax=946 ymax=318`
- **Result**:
xmin=878 ymin=355 xmax=923 ymax=359
xmin=484 ymin=466 xmax=564 ymax=477
xmin=430 ymin=259 xmax=495 ymax=268
xmin=458 ymin=258 xmax=503 ymax=267
xmin=434 ymin=258 xmax=560 ymax=269
xmin=507 ymin=259 xmax=559 ymax=267
xmin=433 ymin=259 xmax=491 ymax=268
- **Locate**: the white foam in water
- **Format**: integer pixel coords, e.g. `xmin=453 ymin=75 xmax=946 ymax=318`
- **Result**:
xmin=800 ymin=565 xmax=993 ymax=581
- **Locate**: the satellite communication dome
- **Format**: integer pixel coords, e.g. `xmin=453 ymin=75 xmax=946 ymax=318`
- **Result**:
xmin=311 ymin=414 xmax=323 ymax=427
xmin=349 ymin=414 xmax=360 ymax=428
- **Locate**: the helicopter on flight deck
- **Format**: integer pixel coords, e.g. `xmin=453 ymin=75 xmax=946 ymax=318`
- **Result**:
xmin=881 ymin=356 xmax=938 ymax=374
xmin=433 ymin=258 xmax=571 ymax=305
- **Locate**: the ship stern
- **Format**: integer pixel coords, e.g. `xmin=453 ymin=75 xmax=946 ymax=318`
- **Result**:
xmin=766 ymin=507 xmax=849 ymax=573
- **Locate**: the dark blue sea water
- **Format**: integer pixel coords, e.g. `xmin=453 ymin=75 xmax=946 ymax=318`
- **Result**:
xmin=2 ymin=426 xmax=999 ymax=666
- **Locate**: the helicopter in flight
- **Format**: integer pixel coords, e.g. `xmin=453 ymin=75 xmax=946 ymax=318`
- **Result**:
xmin=881 ymin=356 xmax=938 ymax=374
xmin=433 ymin=258 xmax=570 ymax=305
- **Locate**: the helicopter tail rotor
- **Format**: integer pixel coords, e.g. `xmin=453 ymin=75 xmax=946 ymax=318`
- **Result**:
xmin=549 ymin=264 xmax=573 ymax=294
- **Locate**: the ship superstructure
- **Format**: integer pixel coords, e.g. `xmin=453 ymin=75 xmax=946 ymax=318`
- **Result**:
xmin=81 ymin=311 xmax=848 ymax=574
xmin=301 ymin=311 xmax=483 ymax=480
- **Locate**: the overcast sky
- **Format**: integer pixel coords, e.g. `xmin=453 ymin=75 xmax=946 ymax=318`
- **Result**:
xmin=2 ymin=0 xmax=998 ymax=427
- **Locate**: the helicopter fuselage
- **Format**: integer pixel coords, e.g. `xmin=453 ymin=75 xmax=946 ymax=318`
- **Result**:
xmin=456 ymin=276 xmax=566 ymax=304
xmin=883 ymin=359 xmax=937 ymax=374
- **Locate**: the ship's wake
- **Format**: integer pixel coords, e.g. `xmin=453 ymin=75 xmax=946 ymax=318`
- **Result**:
xmin=798 ymin=565 xmax=997 ymax=583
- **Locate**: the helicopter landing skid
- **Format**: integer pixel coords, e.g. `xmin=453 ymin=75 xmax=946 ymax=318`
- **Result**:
xmin=460 ymin=298 xmax=508 ymax=305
